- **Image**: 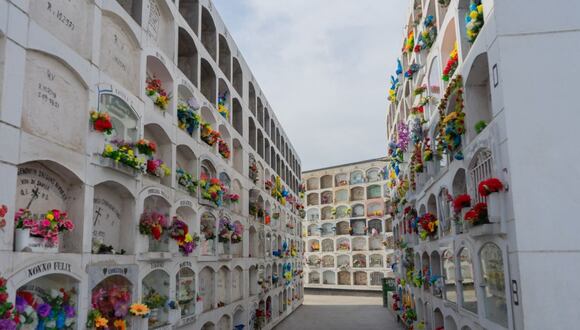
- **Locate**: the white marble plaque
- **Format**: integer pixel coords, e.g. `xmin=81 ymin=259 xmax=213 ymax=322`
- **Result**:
xmin=29 ymin=0 xmax=92 ymax=59
xmin=22 ymin=51 xmax=87 ymax=153
xmin=145 ymin=0 xmax=174 ymax=58
xmin=16 ymin=163 xmax=69 ymax=216
xmin=100 ymin=14 xmax=140 ymax=95
xmin=92 ymin=186 xmax=122 ymax=248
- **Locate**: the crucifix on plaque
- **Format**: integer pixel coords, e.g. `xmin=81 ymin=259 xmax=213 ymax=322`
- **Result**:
xmin=26 ymin=187 xmax=40 ymax=209
xmin=93 ymin=207 xmax=102 ymax=226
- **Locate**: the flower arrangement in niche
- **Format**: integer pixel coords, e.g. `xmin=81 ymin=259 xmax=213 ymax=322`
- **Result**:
xmin=248 ymin=157 xmax=259 ymax=184
xmin=231 ymin=222 xmax=243 ymax=244
xmin=145 ymin=77 xmax=171 ymax=110
xmin=102 ymin=142 xmax=146 ymax=171
xmin=218 ymin=217 xmax=234 ymax=243
xmin=170 ymin=217 xmax=198 ymax=256
xmin=146 ymin=159 xmax=171 ymax=178
xmin=466 ymin=0 xmax=484 ymax=43
xmin=478 ymin=178 xmax=504 ymax=197
xmin=136 ymin=139 xmax=157 ymax=157
xmin=224 ymin=193 xmax=240 ymax=204
xmin=139 ymin=211 xmax=170 ymax=240
xmin=442 ymin=43 xmax=459 ymax=81
xmin=404 ymin=63 xmax=421 ymax=79
xmin=88 ymin=283 xmax=132 ymax=328
xmin=217 ymin=93 xmax=230 ymax=120
xmin=199 ymin=174 xmax=225 ymax=207
xmin=90 ymin=110 xmax=113 ymax=135
xmin=453 ymin=194 xmax=472 ymax=213
xmin=15 ymin=208 xmax=74 ymax=246
xmin=264 ymin=179 xmax=273 ymax=191
xmin=423 ymin=138 xmax=433 ymax=161
xmin=436 ymin=75 xmax=465 ymax=159
xmin=403 ymin=30 xmax=414 ymax=54
xmin=416 ymin=15 xmax=437 ymax=52
xmin=0 ymin=277 xmax=17 ymax=329
xmin=143 ymin=290 xmax=168 ymax=311
xmin=464 ymin=202 xmax=488 ymax=225
xmin=17 ymin=287 xmax=77 ymax=329
xmin=200 ymin=123 xmax=221 ymax=146
xmin=418 ymin=213 xmax=438 ymax=240
xmin=218 ymin=139 xmax=230 ymax=159
xmin=177 ymin=101 xmax=201 ymax=136
xmin=176 ymin=168 xmax=198 ymax=194
xmin=388 ymin=74 xmax=400 ymax=104
xmin=271 ymin=176 xmax=287 ymax=206
xmin=200 ymin=221 xmax=215 ymax=240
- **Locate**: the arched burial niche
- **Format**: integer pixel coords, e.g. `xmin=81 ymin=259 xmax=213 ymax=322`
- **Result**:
xmin=370 ymin=272 xmax=384 ymax=286
xmin=338 ymin=271 xmax=351 ymax=285
xmin=23 ymin=51 xmax=88 ymax=153
xmin=14 ymin=161 xmax=84 ymax=253
xmin=443 ymin=249 xmax=458 ymax=303
xmin=16 ymin=273 xmax=79 ymax=328
xmin=320 ymin=175 xmax=333 ymax=189
xmin=218 ymin=80 xmax=231 ymax=121
xmin=306 ymin=177 xmax=319 ymax=190
xmin=322 ymin=255 xmax=335 ymax=268
xmin=367 ymin=184 xmax=382 ymax=199
xmin=146 ymin=55 xmax=174 ymax=113
xmin=140 ymin=194 xmax=171 ymax=253
xmin=354 ymin=271 xmax=367 ymax=286
xmin=201 ymin=7 xmax=217 ymax=60
xmin=309 ymin=271 xmax=320 ymax=284
xmin=232 ymin=266 xmax=244 ymax=302
xmin=480 ymin=243 xmax=508 ymax=327
xmin=201 ymin=321 xmax=215 ymax=330
xmin=366 ymin=167 xmax=381 ymax=182
xmin=200 ymin=59 xmax=216 ymax=104
xmin=100 ymin=12 xmax=140 ymax=94
xmin=350 ymin=187 xmax=364 ymax=201
xmin=233 ymin=307 xmax=245 ymax=329
xmin=231 ymin=221 xmax=244 ymax=257
xmin=322 ymin=238 xmax=334 ymax=252
xmin=218 ymin=34 xmax=231 ymax=78
xmin=216 ymin=266 xmax=231 ymax=305
xmin=249 ymin=265 xmax=259 ymax=296
xmin=323 ymin=270 xmax=336 ymax=285
xmin=144 ymin=0 xmax=175 ymax=58
xmin=350 ymin=170 xmax=364 ymax=185
xmin=465 ymin=53 xmax=492 ymax=142
xmin=321 ymin=206 xmax=332 ymax=220
xmin=232 ymin=99 xmax=243 ymax=135
xmin=98 ymin=92 xmax=139 ymax=142
xmin=176 ymin=144 xmax=198 ymax=195
xmin=92 ymin=181 xmax=135 ymax=255
xmin=335 ymin=189 xmax=349 ymax=203
xmin=335 ymin=172 xmax=348 ymax=186
xmin=143 ymin=269 xmax=170 ymax=327
xmin=232 ymin=58 xmax=243 ymax=96
xmin=218 ymin=314 xmax=231 ymax=330
xmin=143 ymin=123 xmax=172 ymax=186
xmin=459 ymin=248 xmax=478 ymax=314
xmin=200 ymin=212 xmax=217 ymax=255
xmin=179 ymin=0 xmax=199 ymax=34
xmin=178 ymin=27 xmax=198 ymax=86
xmin=176 ymin=266 xmax=196 ymax=317
xmin=248 ymin=82 xmax=257 ymax=115
xmin=199 ymin=266 xmax=215 ymax=312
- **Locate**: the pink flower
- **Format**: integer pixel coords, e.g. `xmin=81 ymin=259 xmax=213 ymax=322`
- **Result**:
xmin=51 ymin=209 xmax=60 ymax=219
xmin=40 ymin=219 xmax=51 ymax=228
xmin=63 ymin=220 xmax=74 ymax=231
xmin=23 ymin=218 xmax=35 ymax=228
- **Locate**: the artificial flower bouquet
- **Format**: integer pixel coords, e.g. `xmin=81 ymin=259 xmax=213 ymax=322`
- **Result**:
xmin=139 ymin=211 xmax=170 ymax=241
xmin=0 ymin=277 xmax=17 ymax=330
xmin=201 ymin=222 xmax=216 ymax=240
xmin=200 ymin=123 xmax=221 ymax=146
xmin=464 ymin=202 xmax=488 ymax=225
xmin=14 ymin=208 xmax=74 ymax=248
xmin=452 ymin=194 xmax=472 ymax=213
xmin=218 ymin=139 xmax=230 ymax=159
xmin=199 ymin=175 xmax=225 ymax=207
xmin=102 ymin=143 xmax=146 ymax=171
xmin=418 ymin=212 xmax=438 ymax=240
xmin=224 ymin=193 xmax=240 ymax=204
xmin=146 ymin=159 xmax=171 ymax=178
xmin=170 ymin=217 xmax=198 ymax=256
xmin=218 ymin=218 xmax=234 ymax=243
xmin=249 ymin=160 xmax=259 ymax=184
xmin=217 ymin=94 xmax=230 ymax=120
xmin=176 ymin=168 xmax=198 ymax=194
xmin=231 ymin=222 xmax=243 ymax=244
xmin=90 ymin=110 xmax=113 ymax=135
xmin=478 ymin=178 xmax=504 ymax=197
xmin=442 ymin=43 xmax=459 ymax=81
xmin=17 ymin=287 xmax=77 ymax=330
xmin=145 ymin=77 xmax=171 ymax=110
xmin=136 ymin=139 xmax=157 ymax=157
xmin=143 ymin=291 xmax=168 ymax=310
xmin=177 ymin=102 xmax=201 ymax=136
xmin=466 ymin=0 xmax=484 ymax=43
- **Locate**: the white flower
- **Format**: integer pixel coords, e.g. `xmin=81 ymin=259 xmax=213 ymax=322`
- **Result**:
xmin=65 ymin=318 xmax=74 ymax=326
xmin=50 ymin=288 xmax=60 ymax=298
xmin=46 ymin=320 xmax=56 ymax=328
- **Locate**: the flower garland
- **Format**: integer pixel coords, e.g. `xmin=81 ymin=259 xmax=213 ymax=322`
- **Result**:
xmin=423 ymin=137 xmax=433 ymax=161
xmin=218 ymin=217 xmax=234 ymax=243
xmin=453 ymin=194 xmax=472 ymax=213
xmin=217 ymin=93 xmax=229 ymax=120
xmin=435 ymin=75 xmax=465 ymax=159
xmin=146 ymin=159 xmax=171 ymax=178
xmin=218 ymin=139 xmax=230 ymax=159
xmin=176 ymin=168 xmax=198 ymax=194
xmin=416 ymin=15 xmax=437 ymax=52
xmin=177 ymin=101 xmax=201 ymax=136
xmin=442 ymin=43 xmax=459 ymax=81
xmin=138 ymin=211 xmax=170 ymax=240
xmin=145 ymin=77 xmax=171 ymax=110
xmin=396 ymin=122 xmax=411 ymax=152
xmin=0 ymin=277 xmax=17 ymax=329
xmin=200 ymin=123 xmax=221 ymax=147
xmin=199 ymin=174 xmax=225 ymax=207
xmin=169 ymin=217 xmax=198 ymax=256
xmin=15 ymin=208 xmax=74 ymax=246
xmin=90 ymin=111 xmax=113 ymax=135
xmin=478 ymin=178 xmax=504 ymax=197
xmin=466 ymin=0 xmax=484 ymax=43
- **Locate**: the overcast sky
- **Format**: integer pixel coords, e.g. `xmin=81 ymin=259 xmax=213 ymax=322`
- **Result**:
xmin=213 ymin=0 xmax=408 ymax=171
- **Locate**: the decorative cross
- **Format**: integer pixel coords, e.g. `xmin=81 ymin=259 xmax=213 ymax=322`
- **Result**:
xmin=26 ymin=187 xmax=40 ymax=209
xmin=93 ymin=207 xmax=102 ymax=226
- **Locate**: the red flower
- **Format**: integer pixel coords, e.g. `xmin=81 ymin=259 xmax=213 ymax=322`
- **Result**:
xmin=478 ymin=178 xmax=504 ymax=197
xmin=452 ymin=194 xmax=472 ymax=213
xmin=151 ymin=224 xmax=162 ymax=240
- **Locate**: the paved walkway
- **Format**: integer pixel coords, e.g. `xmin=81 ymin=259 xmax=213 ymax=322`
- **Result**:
xmin=274 ymin=292 xmax=401 ymax=330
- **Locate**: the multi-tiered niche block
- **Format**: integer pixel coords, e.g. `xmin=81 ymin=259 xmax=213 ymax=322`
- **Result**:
xmin=301 ymin=159 xmax=394 ymax=291
xmin=0 ymin=0 xmax=304 ymax=329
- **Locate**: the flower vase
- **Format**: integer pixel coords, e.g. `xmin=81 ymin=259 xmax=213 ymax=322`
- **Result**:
xmin=14 ymin=228 xmax=59 ymax=253
xmin=148 ymin=308 xmax=159 ymax=326
xmin=487 ymin=193 xmax=501 ymax=222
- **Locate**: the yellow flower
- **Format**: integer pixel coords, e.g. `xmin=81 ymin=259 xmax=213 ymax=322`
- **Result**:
xmin=95 ymin=316 xmax=108 ymax=328
xmin=130 ymin=303 xmax=150 ymax=316
xmin=46 ymin=214 xmax=54 ymax=221
xmin=105 ymin=144 xmax=114 ymax=153
xmin=477 ymin=4 xmax=483 ymax=13
xmin=113 ymin=319 xmax=126 ymax=330
xmin=184 ymin=233 xmax=193 ymax=243
xmin=127 ymin=149 xmax=134 ymax=156
xmin=470 ymin=10 xmax=478 ymax=19
xmin=91 ymin=111 xmax=99 ymax=120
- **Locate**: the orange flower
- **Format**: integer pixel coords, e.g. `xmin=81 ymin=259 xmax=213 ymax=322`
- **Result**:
xmin=130 ymin=303 xmax=150 ymax=316
xmin=113 ymin=319 xmax=126 ymax=330
xmin=95 ymin=316 xmax=108 ymax=328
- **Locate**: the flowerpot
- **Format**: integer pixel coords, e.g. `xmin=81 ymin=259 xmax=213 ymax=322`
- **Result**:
xmin=149 ymin=234 xmax=169 ymax=253
xmin=487 ymin=193 xmax=501 ymax=222
xmin=14 ymin=228 xmax=59 ymax=253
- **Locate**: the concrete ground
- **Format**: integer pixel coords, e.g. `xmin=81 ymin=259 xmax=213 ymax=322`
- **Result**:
xmin=274 ymin=290 xmax=401 ymax=330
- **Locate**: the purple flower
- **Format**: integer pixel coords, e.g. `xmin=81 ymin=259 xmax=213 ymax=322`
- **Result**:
xmin=0 ymin=319 xmax=17 ymax=330
xmin=36 ymin=303 xmax=52 ymax=318
xmin=64 ymin=305 xmax=76 ymax=318
xmin=15 ymin=296 xmax=27 ymax=313
xmin=114 ymin=301 xmax=129 ymax=318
